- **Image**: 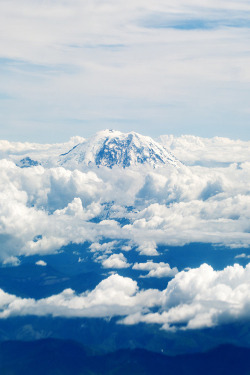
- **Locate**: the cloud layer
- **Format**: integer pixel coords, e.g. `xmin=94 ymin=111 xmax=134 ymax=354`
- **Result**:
xmin=1 ymin=134 xmax=250 ymax=264
xmin=1 ymin=264 xmax=250 ymax=332
xmin=0 ymin=135 xmax=250 ymax=332
xmin=122 ymin=263 xmax=250 ymax=331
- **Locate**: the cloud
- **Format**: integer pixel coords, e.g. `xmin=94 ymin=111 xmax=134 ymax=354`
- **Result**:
xmin=0 ymin=136 xmax=84 ymax=159
xmin=35 ymin=260 xmax=47 ymax=267
xmin=235 ymin=253 xmax=250 ymax=259
xmin=3 ymin=256 xmax=20 ymax=266
xmin=124 ymin=196 xmax=250 ymax=248
xmin=159 ymin=135 xmax=250 ymax=166
xmin=0 ymin=274 xmax=162 ymax=319
xmin=89 ymin=241 xmax=117 ymax=254
xmin=101 ymin=253 xmax=131 ymax=269
xmin=46 ymin=168 xmax=105 ymax=210
xmin=133 ymin=261 xmax=178 ymax=278
xmin=1 ymin=264 xmax=250 ymax=332
xmin=121 ymin=263 xmax=250 ymax=331
xmin=136 ymin=241 xmax=159 ymax=256
xmin=1 ymin=145 xmax=250 ymax=263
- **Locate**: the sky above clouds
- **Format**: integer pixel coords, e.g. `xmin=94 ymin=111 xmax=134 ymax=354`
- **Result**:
xmin=0 ymin=0 xmax=250 ymax=141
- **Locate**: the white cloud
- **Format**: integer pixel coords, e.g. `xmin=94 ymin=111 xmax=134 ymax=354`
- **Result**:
xmin=1 ymin=264 xmax=250 ymax=332
xmin=121 ymin=244 xmax=133 ymax=252
xmin=136 ymin=241 xmax=159 ymax=256
xmin=35 ymin=260 xmax=47 ymax=267
xmin=159 ymin=135 xmax=250 ymax=166
xmin=121 ymin=263 xmax=250 ymax=330
xmin=102 ymin=253 xmax=131 ymax=269
xmin=0 ymin=136 xmax=250 ymax=263
xmin=133 ymin=261 xmax=178 ymax=278
xmin=0 ymin=274 xmax=162 ymax=319
xmin=0 ymin=137 xmax=85 ymax=162
xmin=89 ymin=241 xmax=117 ymax=254
xmin=3 ymin=256 xmax=20 ymax=266
xmin=235 ymin=253 xmax=250 ymax=259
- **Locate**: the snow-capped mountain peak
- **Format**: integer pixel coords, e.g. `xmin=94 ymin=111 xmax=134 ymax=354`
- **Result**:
xmin=58 ymin=129 xmax=180 ymax=169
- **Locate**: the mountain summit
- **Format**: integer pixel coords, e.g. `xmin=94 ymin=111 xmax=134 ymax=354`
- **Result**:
xmin=59 ymin=129 xmax=179 ymax=169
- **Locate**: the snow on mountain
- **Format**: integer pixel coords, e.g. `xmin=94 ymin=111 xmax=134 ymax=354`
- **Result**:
xmin=0 ymin=136 xmax=85 ymax=167
xmin=58 ymin=129 xmax=180 ymax=169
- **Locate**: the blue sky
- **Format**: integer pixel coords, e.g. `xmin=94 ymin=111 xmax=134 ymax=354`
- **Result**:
xmin=0 ymin=0 xmax=250 ymax=142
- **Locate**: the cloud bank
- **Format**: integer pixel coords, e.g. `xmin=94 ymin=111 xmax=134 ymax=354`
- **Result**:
xmin=0 ymin=134 xmax=250 ymax=264
xmin=1 ymin=264 xmax=250 ymax=332
xmin=0 ymin=134 xmax=249 ymax=332
xmin=160 ymin=135 xmax=250 ymax=166
xmin=122 ymin=263 xmax=250 ymax=331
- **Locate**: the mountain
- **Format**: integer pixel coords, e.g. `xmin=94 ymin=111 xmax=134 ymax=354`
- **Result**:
xmin=10 ymin=136 xmax=85 ymax=169
xmin=58 ymin=129 xmax=179 ymax=169
xmin=0 ymin=339 xmax=249 ymax=375
xmin=18 ymin=157 xmax=40 ymax=168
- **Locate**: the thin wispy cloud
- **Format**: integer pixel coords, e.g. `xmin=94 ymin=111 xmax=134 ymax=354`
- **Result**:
xmin=0 ymin=0 xmax=250 ymax=140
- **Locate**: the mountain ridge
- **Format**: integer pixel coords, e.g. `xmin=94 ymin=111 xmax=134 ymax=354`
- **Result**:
xmin=0 ymin=339 xmax=249 ymax=375
xmin=58 ymin=129 xmax=180 ymax=169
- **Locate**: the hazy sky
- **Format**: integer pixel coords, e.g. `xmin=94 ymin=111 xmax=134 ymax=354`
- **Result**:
xmin=0 ymin=0 xmax=250 ymax=142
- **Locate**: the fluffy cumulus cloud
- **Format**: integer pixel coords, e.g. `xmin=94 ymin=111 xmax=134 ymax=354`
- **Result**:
xmin=159 ymin=135 xmax=250 ymax=166
xmin=1 ymin=264 xmax=250 ymax=332
xmin=133 ymin=261 xmax=178 ymax=278
xmin=121 ymin=263 xmax=250 ymax=330
xmin=101 ymin=253 xmax=131 ymax=269
xmin=136 ymin=241 xmax=159 ymax=256
xmin=0 ymin=274 xmax=162 ymax=319
xmin=89 ymin=241 xmax=118 ymax=254
xmin=1 ymin=136 xmax=250 ymax=263
xmin=35 ymin=260 xmax=47 ymax=267
xmin=0 ymin=159 xmax=110 ymax=260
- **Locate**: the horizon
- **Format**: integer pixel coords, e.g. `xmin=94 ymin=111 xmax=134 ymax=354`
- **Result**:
xmin=1 ymin=128 xmax=250 ymax=145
